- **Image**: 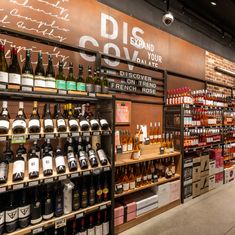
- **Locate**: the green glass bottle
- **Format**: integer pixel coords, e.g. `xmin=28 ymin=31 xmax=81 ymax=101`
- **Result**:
xmin=34 ymin=51 xmax=45 ymax=88
xmin=45 ymin=54 xmax=55 ymax=88
xmin=86 ymin=66 xmax=94 ymax=93
xmin=77 ymin=64 xmax=86 ymax=92
xmin=66 ymin=62 xmax=76 ymax=91
xmin=102 ymin=69 xmax=109 ymax=94
xmin=21 ymin=50 xmax=34 ymax=88
xmin=56 ymin=61 xmax=66 ymax=90
xmin=0 ymin=44 xmax=8 ymax=84
xmin=94 ymin=67 xmax=101 ymax=93
xmin=8 ymin=47 xmax=21 ymax=85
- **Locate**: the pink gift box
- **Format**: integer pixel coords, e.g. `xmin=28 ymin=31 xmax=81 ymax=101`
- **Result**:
xmin=114 ymin=216 xmax=124 ymax=226
xmin=123 ymin=200 xmax=137 ymax=222
xmin=114 ymin=203 xmax=124 ymax=218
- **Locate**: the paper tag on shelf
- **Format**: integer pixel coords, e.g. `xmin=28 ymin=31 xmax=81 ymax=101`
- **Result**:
xmin=71 ymin=132 xmax=80 ymax=137
xmin=28 ymin=181 xmax=39 ymax=187
xmin=59 ymin=133 xmax=68 ymax=138
xmin=0 ymin=136 xmax=6 ymax=142
xmin=12 ymin=135 xmax=26 ymax=144
xmin=32 ymin=227 xmax=44 ymax=234
xmin=22 ymin=86 xmax=33 ymax=92
xmin=13 ymin=183 xmax=24 ymax=190
xmin=93 ymin=169 xmax=101 ymax=175
xmin=102 ymin=131 xmax=110 ymax=135
xmin=70 ymin=172 xmax=79 ymax=178
xmin=45 ymin=134 xmax=54 ymax=139
xmin=76 ymin=213 xmax=84 ymax=219
xmin=0 ymin=84 xmax=6 ymax=90
xmin=83 ymin=170 xmax=90 ymax=176
xmin=82 ymin=132 xmax=90 ymax=137
xmin=58 ymin=175 xmax=67 ymax=181
xmin=103 ymin=166 xmax=111 ymax=172
xmin=88 ymin=92 xmax=96 ymax=97
xmin=58 ymin=90 xmax=67 ymax=95
xmin=29 ymin=134 xmax=40 ymax=140
xmin=55 ymin=218 xmax=66 ymax=229
xmin=0 ymin=187 xmax=6 ymax=193
xmin=92 ymin=131 xmax=100 ymax=136
xmin=44 ymin=177 xmax=54 ymax=184
xmin=99 ymin=204 xmax=107 ymax=210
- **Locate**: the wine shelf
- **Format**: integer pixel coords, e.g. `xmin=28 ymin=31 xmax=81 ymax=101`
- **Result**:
xmin=184 ymin=125 xmax=223 ymax=129
xmin=10 ymin=200 xmax=111 ymax=235
xmin=0 ymin=159 xmax=111 ymax=193
xmin=114 ymin=174 xmax=180 ymax=198
xmin=115 ymin=152 xmax=181 ymax=167
xmin=184 ymin=142 xmax=223 ymax=152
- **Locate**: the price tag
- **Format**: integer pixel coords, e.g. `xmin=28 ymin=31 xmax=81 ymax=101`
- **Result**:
xmin=13 ymin=183 xmax=24 ymax=190
xmin=32 ymin=227 xmax=44 ymax=234
xmin=82 ymin=132 xmax=90 ymax=137
xmin=76 ymin=213 xmax=84 ymax=219
xmin=59 ymin=133 xmax=68 ymax=138
xmin=0 ymin=136 xmax=6 ymax=141
xmin=58 ymin=90 xmax=67 ymax=95
xmin=103 ymin=166 xmax=111 ymax=172
xmin=92 ymin=131 xmax=100 ymax=136
xmin=28 ymin=181 xmax=39 ymax=187
xmin=102 ymin=131 xmax=110 ymax=135
xmin=55 ymin=218 xmax=66 ymax=229
xmin=100 ymin=205 xmax=107 ymax=210
xmin=0 ymin=84 xmax=6 ymax=90
xmin=93 ymin=169 xmax=101 ymax=175
xmin=44 ymin=178 xmax=54 ymax=184
xmin=71 ymin=173 xmax=79 ymax=178
xmin=58 ymin=175 xmax=67 ymax=181
xmin=45 ymin=134 xmax=54 ymax=139
xmin=29 ymin=134 xmax=40 ymax=140
xmin=83 ymin=170 xmax=90 ymax=176
xmin=12 ymin=135 xmax=26 ymax=144
xmin=71 ymin=132 xmax=80 ymax=137
xmin=88 ymin=92 xmax=96 ymax=97
xmin=0 ymin=187 xmax=6 ymax=193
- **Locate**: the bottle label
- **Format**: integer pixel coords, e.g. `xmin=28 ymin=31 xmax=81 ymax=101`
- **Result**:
xmin=143 ymin=176 xmax=147 ymax=181
xmin=136 ymin=177 xmax=141 ymax=183
xmin=0 ymin=162 xmax=7 ymax=179
xmin=122 ymin=144 xmax=127 ymax=152
xmin=171 ymin=166 xmax=176 ymax=174
xmin=153 ymin=135 xmax=158 ymax=139
xmin=89 ymin=188 xmax=95 ymax=204
xmin=21 ymin=74 xmax=33 ymax=86
xmin=94 ymin=84 xmax=102 ymax=93
xmin=12 ymin=119 xmax=26 ymax=129
xmin=57 ymin=119 xmax=66 ymax=128
xmin=147 ymin=174 xmax=152 ymax=180
xmin=86 ymin=83 xmax=94 ymax=93
xmin=9 ymin=73 xmax=21 ymax=85
xmin=77 ymin=82 xmax=86 ymax=91
xmin=69 ymin=119 xmax=78 ymax=127
xmin=44 ymin=119 xmax=53 ymax=128
xmin=56 ymin=80 xmax=66 ymax=90
xmin=97 ymin=149 xmax=107 ymax=161
xmin=5 ymin=208 xmax=18 ymax=222
xmin=0 ymin=71 xmax=8 ymax=83
xmin=42 ymin=156 xmax=52 ymax=171
xmin=80 ymin=120 xmax=89 ymax=127
xmin=100 ymin=119 xmax=108 ymax=126
xmin=123 ymin=182 xmax=130 ymax=191
xmin=103 ymin=221 xmax=109 ymax=235
xmin=150 ymin=135 xmax=153 ymax=140
xmin=67 ymin=81 xmax=76 ymax=90
xmin=34 ymin=75 xmax=45 ymax=87
xmin=45 ymin=78 xmax=56 ymax=88
xmin=127 ymin=144 xmax=133 ymax=151
xmin=0 ymin=211 xmax=4 ymax=225
xmin=28 ymin=119 xmax=40 ymax=129
xmin=67 ymin=152 xmax=76 ymax=163
xmin=95 ymin=225 xmax=103 ymax=235
xmin=96 ymin=189 xmax=102 ymax=196
xmin=139 ymin=134 xmax=144 ymax=142
xmin=81 ymin=191 xmax=88 ymax=207
xmin=88 ymin=227 xmax=95 ymax=235
xmin=28 ymin=157 xmax=39 ymax=173
xmin=13 ymin=160 xmax=25 ymax=175
xmin=103 ymin=187 xmax=109 ymax=195
xmin=129 ymin=181 xmax=135 ymax=189
xmin=73 ymin=192 xmax=80 ymax=209
xmin=90 ymin=119 xmax=99 ymax=126
xmin=55 ymin=155 xmax=65 ymax=168
xmin=19 ymin=204 xmax=30 ymax=219
xmin=0 ymin=120 xmax=9 ymax=129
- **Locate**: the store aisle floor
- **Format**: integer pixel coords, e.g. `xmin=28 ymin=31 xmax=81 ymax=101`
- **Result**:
xmin=119 ymin=181 xmax=235 ymax=235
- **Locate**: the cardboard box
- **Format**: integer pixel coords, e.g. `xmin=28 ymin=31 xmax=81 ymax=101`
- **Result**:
xmin=183 ymin=183 xmax=192 ymax=201
xmin=200 ymin=153 xmax=209 ymax=176
xmin=158 ymin=183 xmax=170 ymax=207
xmin=200 ymin=175 xmax=209 ymax=194
xmin=137 ymin=202 xmax=158 ymax=216
xmin=169 ymin=180 xmax=181 ymax=202
xmin=114 ymin=203 xmax=124 ymax=226
xmin=114 ymin=216 xmax=124 ymax=226
xmin=135 ymin=193 xmax=158 ymax=210
xmin=193 ymin=157 xmax=201 ymax=182
xmin=123 ymin=199 xmax=137 ymax=222
xmin=209 ymin=175 xmax=215 ymax=190
xmin=224 ymin=166 xmax=234 ymax=184
xmin=209 ymin=160 xmax=216 ymax=176
xmin=192 ymin=180 xmax=201 ymax=198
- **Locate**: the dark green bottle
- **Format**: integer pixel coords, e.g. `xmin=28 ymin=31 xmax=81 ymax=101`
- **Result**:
xmin=8 ymin=47 xmax=21 ymax=85
xmin=94 ymin=67 xmax=101 ymax=93
xmin=86 ymin=66 xmax=94 ymax=93
xmin=77 ymin=64 xmax=86 ymax=92
xmin=45 ymin=54 xmax=55 ymax=88
xmin=0 ymin=44 xmax=8 ymax=84
xmin=34 ymin=51 xmax=45 ymax=88
xmin=56 ymin=61 xmax=66 ymax=90
xmin=21 ymin=50 xmax=34 ymax=87
xmin=66 ymin=63 xmax=76 ymax=91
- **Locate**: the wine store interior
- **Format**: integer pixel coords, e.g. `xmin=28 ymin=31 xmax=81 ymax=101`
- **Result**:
xmin=0 ymin=0 xmax=235 ymax=234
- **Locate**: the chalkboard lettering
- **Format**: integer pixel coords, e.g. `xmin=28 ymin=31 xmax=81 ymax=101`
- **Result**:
xmin=138 ymin=80 xmax=157 ymax=89
xmin=110 ymin=82 xmax=137 ymax=93
xmin=141 ymin=87 xmax=157 ymax=95
xmin=120 ymin=70 xmax=152 ymax=82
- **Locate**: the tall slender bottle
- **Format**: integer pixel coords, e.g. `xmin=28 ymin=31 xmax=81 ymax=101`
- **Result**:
xmin=81 ymin=177 xmax=88 ymax=208
xmin=86 ymin=66 xmax=94 ymax=93
xmin=12 ymin=102 xmax=26 ymax=134
xmin=55 ymin=146 xmax=66 ymax=174
xmin=103 ymin=172 xmax=109 ymax=201
xmin=0 ymin=194 xmax=5 ymax=234
xmin=3 ymin=140 xmax=13 ymax=163
xmin=67 ymin=138 xmax=77 ymax=171
xmin=18 ymin=189 xmax=30 ymax=228
xmin=0 ymin=154 xmax=8 ymax=184
xmin=54 ymin=104 xmax=67 ymax=132
xmin=42 ymin=146 xmax=53 ymax=176
xmin=95 ymin=211 xmax=103 ymax=235
xmin=88 ymin=214 xmax=95 ymax=235
xmin=43 ymin=104 xmax=54 ymax=133
xmin=43 ymin=185 xmax=54 ymax=220
xmin=89 ymin=174 xmax=95 ymax=206
xmin=0 ymin=101 xmax=10 ymax=134
xmin=28 ymin=101 xmax=41 ymax=133
xmin=77 ymin=64 xmax=86 ymax=92
xmin=12 ymin=153 xmax=25 ymax=181
xmin=16 ymin=144 xmax=27 ymax=161
xmin=102 ymin=209 xmax=109 ymax=235
xmin=0 ymin=44 xmax=8 ymax=84
xmin=21 ymin=49 xmax=34 ymax=88
xmin=67 ymin=103 xmax=79 ymax=132
xmin=28 ymin=148 xmax=39 ymax=179
xmin=102 ymin=70 xmax=109 ymax=94
xmin=94 ymin=67 xmax=102 ymax=93
xmin=8 ymin=47 xmax=21 ymax=85
xmin=96 ymin=174 xmax=103 ymax=203
xmin=45 ymin=54 xmax=56 ymax=88
xmin=72 ymin=179 xmax=80 ymax=211
xmin=56 ymin=61 xmax=66 ymax=90
xmin=55 ymin=182 xmax=64 ymax=217
xmin=34 ymin=51 xmax=45 ymax=88
xmin=30 ymin=186 xmax=42 ymax=225
xmin=66 ymin=62 xmax=76 ymax=91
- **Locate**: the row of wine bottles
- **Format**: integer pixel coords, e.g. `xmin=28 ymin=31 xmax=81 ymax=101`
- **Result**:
xmin=0 ymin=137 xmax=109 ymax=183
xmin=0 ymin=101 xmax=110 ymax=135
xmin=0 ymin=175 xmax=110 ymax=234
xmin=0 ymin=45 xmax=109 ymax=93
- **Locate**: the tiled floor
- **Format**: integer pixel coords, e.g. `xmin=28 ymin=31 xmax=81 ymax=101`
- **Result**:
xmin=119 ymin=181 xmax=235 ymax=235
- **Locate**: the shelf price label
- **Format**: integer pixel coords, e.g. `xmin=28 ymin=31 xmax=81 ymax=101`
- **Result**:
xmin=58 ymin=175 xmax=67 ymax=181
xmin=28 ymin=181 xmax=39 ymax=187
xmin=82 ymin=132 xmax=90 ymax=137
xmin=76 ymin=212 xmax=84 ymax=219
xmin=93 ymin=169 xmax=101 ymax=175
xmin=0 ymin=187 xmax=6 ymax=193
xmin=59 ymin=133 xmax=68 ymax=138
xmin=0 ymin=136 xmax=6 ymax=142
xmin=13 ymin=183 xmax=24 ymax=190
xmin=92 ymin=131 xmax=100 ymax=136
xmin=103 ymin=166 xmax=111 ymax=172
xmin=32 ymin=227 xmax=44 ymax=234
xmin=71 ymin=132 xmax=80 ymax=137
xmin=44 ymin=178 xmax=54 ymax=184
xmin=12 ymin=135 xmax=26 ymax=144
xmin=70 ymin=172 xmax=79 ymax=178
xmin=55 ymin=218 xmax=66 ymax=229
xmin=83 ymin=170 xmax=91 ymax=176
xmin=99 ymin=204 xmax=107 ymax=210
xmin=29 ymin=134 xmax=40 ymax=140
xmin=45 ymin=134 xmax=54 ymax=139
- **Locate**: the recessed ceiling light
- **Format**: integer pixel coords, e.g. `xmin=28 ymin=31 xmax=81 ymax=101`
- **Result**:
xmin=211 ymin=1 xmax=217 ymax=5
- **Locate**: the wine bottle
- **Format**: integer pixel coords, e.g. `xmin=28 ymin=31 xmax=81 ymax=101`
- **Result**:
xmin=72 ymin=219 xmax=77 ymax=235
xmin=67 ymin=62 xmax=76 ymax=91
xmin=90 ymin=114 xmax=100 ymax=131
xmin=43 ymin=103 xmax=54 ymax=133
xmin=0 ymin=101 xmax=10 ymax=134
xmin=30 ymin=186 xmax=42 ymax=225
xmin=45 ymin=54 xmax=56 ymax=88
xmin=16 ymin=143 xmax=27 ymax=161
xmin=0 ymin=154 xmax=8 ymax=184
xmin=29 ymin=101 xmax=41 ymax=133
xmin=95 ymin=211 xmax=103 ymax=235
xmin=12 ymin=102 xmax=26 ymax=134
xmin=87 ymin=140 xmax=98 ymax=168
xmin=12 ymin=152 xmax=25 ymax=181
xmin=3 ymin=140 xmax=13 ymax=163
xmin=99 ymin=117 xmax=109 ymax=130
xmin=5 ymin=191 xmax=18 ymax=233
xmin=103 ymin=172 xmax=109 ymax=201
xmin=8 ymin=47 xmax=21 ymax=85
xmin=55 ymin=182 xmax=64 ymax=217
xmin=0 ymin=194 xmax=5 ymax=235
xmin=102 ymin=210 xmax=109 ymax=235
xmin=77 ymin=64 xmax=86 ymax=92
xmin=89 ymin=174 xmax=95 ymax=206
xmin=94 ymin=67 xmax=102 ymax=93
xmin=28 ymin=148 xmax=39 ymax=179
xmin=78 ymin=148 xmax=88 ymax=170
xmin=81 ymin=177 xmax=88 ymax=208
xmin=96 ymin=143 xmax=109 ymax=166
xmin=54 ymin=104 xmax=67 ymax=132
xmin=78 ymin=217 xmax=86 ymax=235
xmin=29 ymin=140 xmax=40 ymax=158
xmin=43 ymin=185 xmax=54 ymax=220
xmin=56 ymin=61 xmax=66 ymax=90
xmin=0 ymin=44 xmax=8 ymax=84
xmin=55 ymin=146 xmax=66 ymax=174
xmin=21 ymin=49 xmax=34 ymax=87
xmin=79 ymin=115 xmax=90 ymax=132
xmin=67 ymin=103 xmax=79 ymax=132
xmin=86 ymin=66 xmax=94 ymax=93
xmin=34 ymin=51 xmax=45 ymax=88
xmin=72 ymin=179 xmax=80 ymax=211
xmin=67 ymin=138 xmax=78 ymax=171
xmin=44 ymin=138 xmax=53 ymax=157
xmin=96 ymin=174 xmax=103 ymax=203
xmin=63 ymin=179 xmax=74 ymax=214
xmin=18 ymin=189 xmax=30 ymax=228
xmin=87 ymin=214 xmax=95 ymax=235
xmin=42 ymin=146 xmax=53 ymax=176
xmin=101 ymin=70 xmax=109 ymax=94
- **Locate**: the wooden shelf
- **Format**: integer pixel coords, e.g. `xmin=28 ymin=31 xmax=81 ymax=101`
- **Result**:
xmin=10 ymin=200 xmax=111 ymax=235
xmin=115 ymin=151 xmax=180 ymax=167
xmin=115 ymin=199 xmax=181 ymax=234
xmin=114 ymin=174 xmax=180 ymax=198
xmin=0 ymin=158 xmax=111 ymax=193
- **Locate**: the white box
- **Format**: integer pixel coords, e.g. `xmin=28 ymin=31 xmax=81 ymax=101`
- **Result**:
xmin=209 ymin=175 xmax=215 ymax=190
xmin=169 ymin=180 xmax=181 ymax=202
xmin=158 ymin=183 xmax=170 ymax=207
xmin=209 ymin=160 xmax=216 ymax=176
xmin=135 ymin=191 xmax=158 ymax=210
xmin=137 ymin=203 xmax=158 ymax=216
